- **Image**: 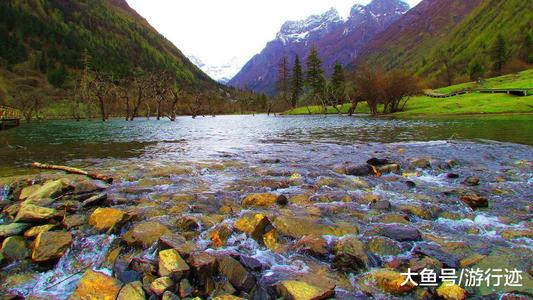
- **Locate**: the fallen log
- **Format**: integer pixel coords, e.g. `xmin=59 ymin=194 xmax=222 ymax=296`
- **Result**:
xmin=31 ymin=162 xmax=113 ymax=184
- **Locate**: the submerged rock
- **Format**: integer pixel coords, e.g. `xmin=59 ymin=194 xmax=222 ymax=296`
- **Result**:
xmin=31 ymin=231 xmax=72 ymax=262
xmin=88 ymin=207 xmax=124 ymax=231
xmin=374 ymin=224 xmax=422 ymax=242
xmin=460 ymin=194 xmax=488 ymax=208
xmin=123 ymin=221 xmax=171 ymax=248
xmin=332 ymin=236 xmax=370 ymax=273
xmin=71 ymin=269 xmax=122 ymax=300
xmin=277 ymin=280 xmax=335 ymax=300
xmin=462 ymin=176 xmax=480 ymax=186
xmin=241 ymin=193 xmax=285 ymax=207
xmin=117 ymin=281 xmax=146 ymax=300
xmin=159 ymin=249 xmax=190 ymax=278
xmin=413 ymin=243 xmax=459 ymax=268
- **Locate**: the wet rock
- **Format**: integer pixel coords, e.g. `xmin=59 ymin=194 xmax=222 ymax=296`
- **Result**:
xmin=18 ymin=184 xmax=42 ymax=201
xmin=159 ymin=249 xmax=190 ymax=278
xmin=276 ymin=194 xmax=288 ymax=206
xmin=263 ymin=228 xmax=284 ymax=252
xmin=150 ymin=277 xmax=175 ymax=296
xmin=397 ymin=203 xmax=434 ymax=220
xmin=277 ymin=280 xmax=335 ymax=300
xmin=210 ymin=223 xmax=233 ymax=248
xmin=367 ymin=236 xmax=403 ymax=256
xmin=459 ymin=254 xmax=486 ymax=268
xmin=189 ymin=252 xmax=218 ymax=284
xmin=368 ymin=199 xmax=391 ymax=210
xmin=462 ymin=176 xmax=480 ymax=186
xmin=405 ymin=181 xmax=416 ymax=188
xmin=162 ymin=291 xmax=180 ymax=300
xmin=447 ymin=173 xmax=460 ymax=179
xmin=375 ymin=224 xmax=422 ymax=242
xmin=81 ymin=192 xmax=107 ymax=207
xmin=176 ymin=215 xmax=200 ymax=232
xmin=71 ymin=269 xmax=122 ymax=300
xmin=24 ymin=179 xmax=71 ymax=205
xmin=14 ymin=204 xmax=61 ymax=222
xmin=242 ymin=193 xmax=286 ymax=207
xmin=218 ymin=255 xmax=256 ymax=292
xmin=332 ymin=236 xmax=370 ymax=273
xmin=377 ymin=164 xmax=401 ymax=174
xmin=436 ymin=283 xmax=467 ymax=300
xmin=117 ymin=281 xmax=146 ymax=300
xmin=178 ymin=278 xmax=194 ymax=298
xmin=130 ymin=258 xmax=158 ymax=274
xmin=239 ymin=255 xmax=263 ymax=272
xmin=372 ymin=213 xmax=410 ymax=224
xmin=117 ymin=270 xmax=141 ymax=284
xmin=472 ymin=255 xmax=533 ymax=295
xmin=413 ymin=243 xmax=459 ymax=268
xmin=293 ymin=235 xmax=329 ymax=258
xmin=212 ymin=296 xmax=245 ymax=300
xmin=2 ymin=236 xmax=29 ymax=260
xmin=32 ymin=231 xmax=72 ymax=262
xmin=367 ymin=158 xmax=393 ymax=166
xmin=234 ymin=213 xmax=272 ymax=242
xmin=159 ymin=233 xmax=197 ymax=258
xmin=367 ymin=269 xmax=416 ymax=295
xmin=88 ymin=207 xmax=124 ymax=231
xmin=63 ymin=214 xmax=87 ymax=229
xmin=24 ymin=224 xmax=56 ymax=238
xmin=460 ymin=194 xmax=488 ymax=208
xmin=344 ymin=164 xmax=372 ymax=176
xmin=273 ymin=215 xmax=358 ymax=238
xmin=410 ymin=158 xmax=431 ymax=169
xmin=124 ymin=221 xmax=171 ymax=248
xmin=0 ymin=223 xmax=30 ymax=238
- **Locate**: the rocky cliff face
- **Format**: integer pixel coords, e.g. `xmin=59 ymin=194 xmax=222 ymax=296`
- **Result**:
xmin=229 ymin=0 xmax=410 ymax=95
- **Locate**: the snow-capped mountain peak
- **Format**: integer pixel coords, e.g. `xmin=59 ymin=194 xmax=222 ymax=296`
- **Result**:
xmin=188 ymin=55 xmax=246 ymax=84
xmin=277 ymin=8 xmax=343 ymax=44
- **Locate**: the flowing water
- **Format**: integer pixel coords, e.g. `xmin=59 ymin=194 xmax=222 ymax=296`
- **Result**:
xmin=1 ymin=115 xmax=532 ymax=298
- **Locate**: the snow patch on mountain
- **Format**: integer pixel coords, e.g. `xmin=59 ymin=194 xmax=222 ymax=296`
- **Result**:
xmin=188 ymin=55 xmax=246 ymax=84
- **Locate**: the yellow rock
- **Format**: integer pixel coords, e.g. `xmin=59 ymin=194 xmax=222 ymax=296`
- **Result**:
xmin=117 ymin=281 xmax=145 ymax=300
xmin=25 ymin=179 xmax=70 ymax=205
xmin=150 ymin=277 xmax=175 ymax=296
xmin=32 ymin=231 xmax=72 ymax=262
xmin=18 ymin=184 xmax=42 ymax=200
xmin=88 ymin=208 xmax=124 ymax=231
xmin=234 ymin=213 xmax=270 ymax=241
xmin=436 ymin=283 xmax=467 ymax=300
xmin=70 ymin=269 xmax=122 ymax=300
xmin=15 ymin=204 xmax=60 ymax=222
xmin=24 ymin=224 xmax=56 ymax=238
xmin=241 ymin=193 xmax=278 ymax=207
xmin=277 ymin=280 xmax=335 ymax=300
xmin=123 ymin=221 xmax=171 ymax=248
xmin=263 ymin=229 xmax=283 ymax=252
xmin=370 ymin=269 xmax=416 ymax=295
xmin=460 ymin=254 xmax=486 ymax=268
xmin=159 ymin=249 xmax=190 ymax=277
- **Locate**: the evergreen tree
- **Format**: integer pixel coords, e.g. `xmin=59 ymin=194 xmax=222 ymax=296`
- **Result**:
xmin=277 ymin=56 xmax=291 ymax=107
xmin=290 ymin=55 xmax=304 ymax=108
xmin=331 ymin=62 xmax=345 ymax=105
xmin=491 ymin=34 xmax=509 ymax=74
xmin=306 ymin=46 xmax=325 ymax=98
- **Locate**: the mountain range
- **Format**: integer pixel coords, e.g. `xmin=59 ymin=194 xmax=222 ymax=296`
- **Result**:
xmin=229 ymin=0 xmax=410 ymax=95
xmin=187 ymin=55 xmax=246 ymax=84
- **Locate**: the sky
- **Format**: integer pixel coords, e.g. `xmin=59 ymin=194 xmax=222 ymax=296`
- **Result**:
xmin=127 ymin=0 xmax=422 ymax=66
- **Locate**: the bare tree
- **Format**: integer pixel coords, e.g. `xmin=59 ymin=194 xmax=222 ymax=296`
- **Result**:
xmin=152 ymin=71 xmax=173 ymax=120
xmin=11 ymin=77 xmax=47 ymax=122
xmin=354 ymin=66 xmax=384 ymax=115
xmin=168 ymin=85 xmax=181 ymax=121
xmin=90 ymin=72 xmax=115 ymax=121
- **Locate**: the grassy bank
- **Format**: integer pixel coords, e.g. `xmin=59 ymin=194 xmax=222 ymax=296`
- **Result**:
xmin=284 ymin=69 xmax=533 ymax=117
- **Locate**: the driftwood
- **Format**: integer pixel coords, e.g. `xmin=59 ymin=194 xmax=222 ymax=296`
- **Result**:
xmin=31 ymin=162 xmax=113 ymax=183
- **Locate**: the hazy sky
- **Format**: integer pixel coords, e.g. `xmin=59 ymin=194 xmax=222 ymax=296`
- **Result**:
xmin=127 ymin=0 xmax=422 ymax=66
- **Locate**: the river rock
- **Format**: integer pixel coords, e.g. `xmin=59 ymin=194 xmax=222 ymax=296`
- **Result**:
xmin=367 ymin=236 xmax=403 ymax=256
xmin=460 ymin=194 xmax=488 ymax=208
xmin=32 ymin=231 xmax=72 ymax=262
xmin=176 ymin=216 xmax=200 ymax=232
xmin=14 ymin=204 xmax=61 ymax=222
xmin=150 ymin=276 xmax=175 ymax=296
xmin=63 ymin=214 xmax=87 ymax=229
xmin=234 ymin=213 xmax=272 ymax=242
xmin=276 ymin=280 xmax=335 ymax=300
xmin=367 ymin=158 xmax=394 ymax=166
xmin=241 ymin=193 xmax=285 ymax=207
xmin=24 ymin=179 xmax=71 ymax=205
xmin=273 ymin=215 xmax=358 ymax=238
xmin=81 ymin=192 xmax=107 ymax=207
xmin=162 ymin=291 xmax=180 ymax=300
xmin=0 ymin=223 xmax=30 ymax=238
xmin=344 ymin=164 xmax=372 ymax=176
xmin=372 ymin=213 xmax=410 ymax=224
xmin=472 ymin=255 xmax=533 ymax=295
xmin=71 ymin=269 xmax=122 ymax=300
xmin=209 ymin=223 xmax=233 ymax=248
xmin=117 ymin=281 xmax=146 ymax=300
xmin=24 ymin=224 xmax=56 ymax=238
xmin=375 ymin=224 xmax=422 ymax=242
xmin=88 ymin=207 xmax=124 ymax=231
xmin=367 ymin=269 xmax=416 ymax=295
xmin=462 ymin=176 xmax=480 ymax=186
xmin=2 ymin=236 xmax=28 ymax=260
xmin=189 ymin=252 xmax=217 ymax=285
xmin=159 ymin=249 xmax=190 ymax=278
xmin=332 ymin=236 xmax=370 ymax=272
xmin=369 ymin=199 xmax=391 ymax=210
xmin=410 ymin=158 xmax=431 ymax=169
xmin=377 ymin=164 xmax=401 ymax=174
xmin=293 ymin=235 xmax=329 ymax=258
xmin=436 ymin=283 xmax=467 ymax=300
xmin=124 ymin=221 xmax=171 ymax=248
xmin=413 ymin=243 xmax=459 ymax=268
xmin=212 ymin=296 xmax=245 ymax=300
xmin=218 ymin=256 xmax=256 ymax=292
xmin=18 ymin=184 xmax=42 ymax=201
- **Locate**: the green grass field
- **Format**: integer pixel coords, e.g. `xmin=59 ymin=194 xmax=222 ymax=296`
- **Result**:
xmin=284 ymin=69 xmax=533 ymax=117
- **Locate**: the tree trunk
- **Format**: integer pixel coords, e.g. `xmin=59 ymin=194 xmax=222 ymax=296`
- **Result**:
xmin=98 ymin=97 xmax=106 ymax=122
xmin=156 ymin=101 xmax=161 ymax=120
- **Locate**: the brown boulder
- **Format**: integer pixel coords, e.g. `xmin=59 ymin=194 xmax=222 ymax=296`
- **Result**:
xmin=32 ymin=231 xmax=72 ymax=262
xmin=460 ymin=194 xmax=488 ymax=209
xmin=332 ymin=236 xmax=370 ymax=273
xmin=88 ymin=208 xmax=124 ymax=231
xmin=218 ymin=256 xmax=256 ymax=292
xmin=124 ymin=221 xmax=171 ymax=248
xmin=70 ymin=269 xmax=122 ymax=300
xmin=292 ymin=235 xmax=329 ymax=258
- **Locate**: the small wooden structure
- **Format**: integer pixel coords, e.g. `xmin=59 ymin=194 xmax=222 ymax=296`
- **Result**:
xmin=425 ymin=88 xmax=532 ymax=98
xmin=0 ymin=106 xmax=21 ymax=130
